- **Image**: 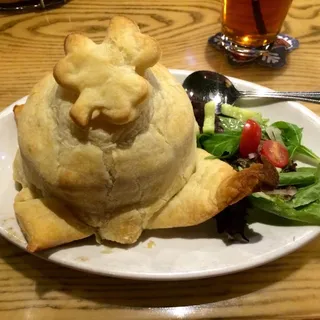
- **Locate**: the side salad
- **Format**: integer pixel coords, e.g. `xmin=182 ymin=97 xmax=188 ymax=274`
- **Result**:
xmin=196 ymin=101 xmax=320 ymax=240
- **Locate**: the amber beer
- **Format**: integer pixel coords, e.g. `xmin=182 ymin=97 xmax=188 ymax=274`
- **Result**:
xmin=222 ymin=0 xmax=292 ymax=47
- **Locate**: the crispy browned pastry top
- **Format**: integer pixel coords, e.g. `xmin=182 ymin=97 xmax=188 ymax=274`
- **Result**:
xmin=53 ymin=16 xmax=161 ymax=127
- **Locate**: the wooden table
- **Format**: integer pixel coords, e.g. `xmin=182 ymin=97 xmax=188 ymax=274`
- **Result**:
xmin=0 ymin=0 xmax=320 ymax=319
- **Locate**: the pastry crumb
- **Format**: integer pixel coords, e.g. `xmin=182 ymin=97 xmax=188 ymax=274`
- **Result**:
xmin=101 ymin=247 xmax=113 ymax=254
xmin=75 ymin=256 xmax=89 ymax=262
xmin=147 ymin=240 xmax=156 ymax=248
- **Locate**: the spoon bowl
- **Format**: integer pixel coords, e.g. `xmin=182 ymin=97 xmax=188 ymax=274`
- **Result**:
xmin=182 ymin=70 xmax=240 ymax=107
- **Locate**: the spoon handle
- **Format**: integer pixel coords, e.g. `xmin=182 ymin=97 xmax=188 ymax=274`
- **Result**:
xmin=240 ymin=91 xmax=320 ymax=104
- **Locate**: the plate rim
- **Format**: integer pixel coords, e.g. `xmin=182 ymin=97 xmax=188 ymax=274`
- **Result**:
xmin=1 ymin=69 xmax=320 ymax=281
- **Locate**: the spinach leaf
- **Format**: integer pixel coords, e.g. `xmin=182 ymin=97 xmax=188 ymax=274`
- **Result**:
xmin=251 ymin=166 xmax=320 ymax=223
xmin=295 ymin=145 xmax=320 ymax=166
xmin=219 ymin=116 xmax=244 ymax=132
xmin=271 ymin=121 xmax=302 ymax=158
xmin=297 ymin=167 xmax=317 ymax=173
xmin=279 ymin=171 xmax=316 ymax=187
xmin=198 ymin=132 xmax=241 ymax=159
xmin=291 ymin=166 xmax=320 ymax=208
xmin=250 ymin=193 xmax=320 ymax=224
xmin=271 ymin=121 xmax=320 ymax=165
xmin=292 ymin=183 xmax=320 ymax=207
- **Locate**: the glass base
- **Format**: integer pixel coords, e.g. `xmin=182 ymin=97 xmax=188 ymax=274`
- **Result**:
xmin=218 ymin=34 xmax=272 ymax=58
xmin=208 ymin=33 xmax=300 ymax=68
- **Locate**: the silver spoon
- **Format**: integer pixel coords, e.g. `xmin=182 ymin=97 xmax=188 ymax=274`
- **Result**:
xmin=182 ymin=71 xmax=320 ymax=108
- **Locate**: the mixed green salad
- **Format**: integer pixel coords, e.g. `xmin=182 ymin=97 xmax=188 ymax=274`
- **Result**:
xmin=196 ymin=101 xmax=320 ymax=241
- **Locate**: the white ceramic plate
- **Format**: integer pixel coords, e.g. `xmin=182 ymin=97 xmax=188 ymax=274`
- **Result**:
xmin=1 ymin=69 xmax=319 ymax=280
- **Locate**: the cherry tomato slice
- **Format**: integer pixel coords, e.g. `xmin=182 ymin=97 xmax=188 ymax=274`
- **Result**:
xmin=239 ymin=119 xmax=262 ymax=157
xmin=260 ymin=140 xmax=289 ymax=168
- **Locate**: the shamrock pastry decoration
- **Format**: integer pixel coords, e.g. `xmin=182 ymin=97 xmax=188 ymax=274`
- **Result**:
xmin=53 ymin=16 xmax=161 ymax=127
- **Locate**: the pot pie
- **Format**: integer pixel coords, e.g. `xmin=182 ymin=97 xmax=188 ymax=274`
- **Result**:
xmin=13 ymin=16 xmax=269 ymax=252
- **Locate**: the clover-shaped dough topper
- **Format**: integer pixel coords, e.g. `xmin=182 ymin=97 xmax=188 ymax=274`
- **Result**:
xmin=53 ymin=16 xmax=161 ymax=127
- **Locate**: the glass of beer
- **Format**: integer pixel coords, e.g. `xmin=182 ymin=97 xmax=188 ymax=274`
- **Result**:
xmin=221 ymin=0 xmax=292 ymax=56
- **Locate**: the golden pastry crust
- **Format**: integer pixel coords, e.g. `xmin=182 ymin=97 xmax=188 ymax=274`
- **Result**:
xmin=147 ymin=149 xmax=264 ymax=229
xmin=53 ymin=16 xmax=161 ymax=127
xmin=14 ymin=188 xmax=93 ymax=252
xmin=13 ymin=104 xmax=24 ymax=123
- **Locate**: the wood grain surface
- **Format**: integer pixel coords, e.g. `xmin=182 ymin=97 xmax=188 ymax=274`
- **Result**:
xmin=0 ymin=0 xmax=320 ymax=319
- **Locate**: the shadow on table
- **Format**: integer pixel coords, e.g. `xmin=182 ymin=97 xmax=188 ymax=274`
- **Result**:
xmin=1 ymin=216 xmax=318 ymax=309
